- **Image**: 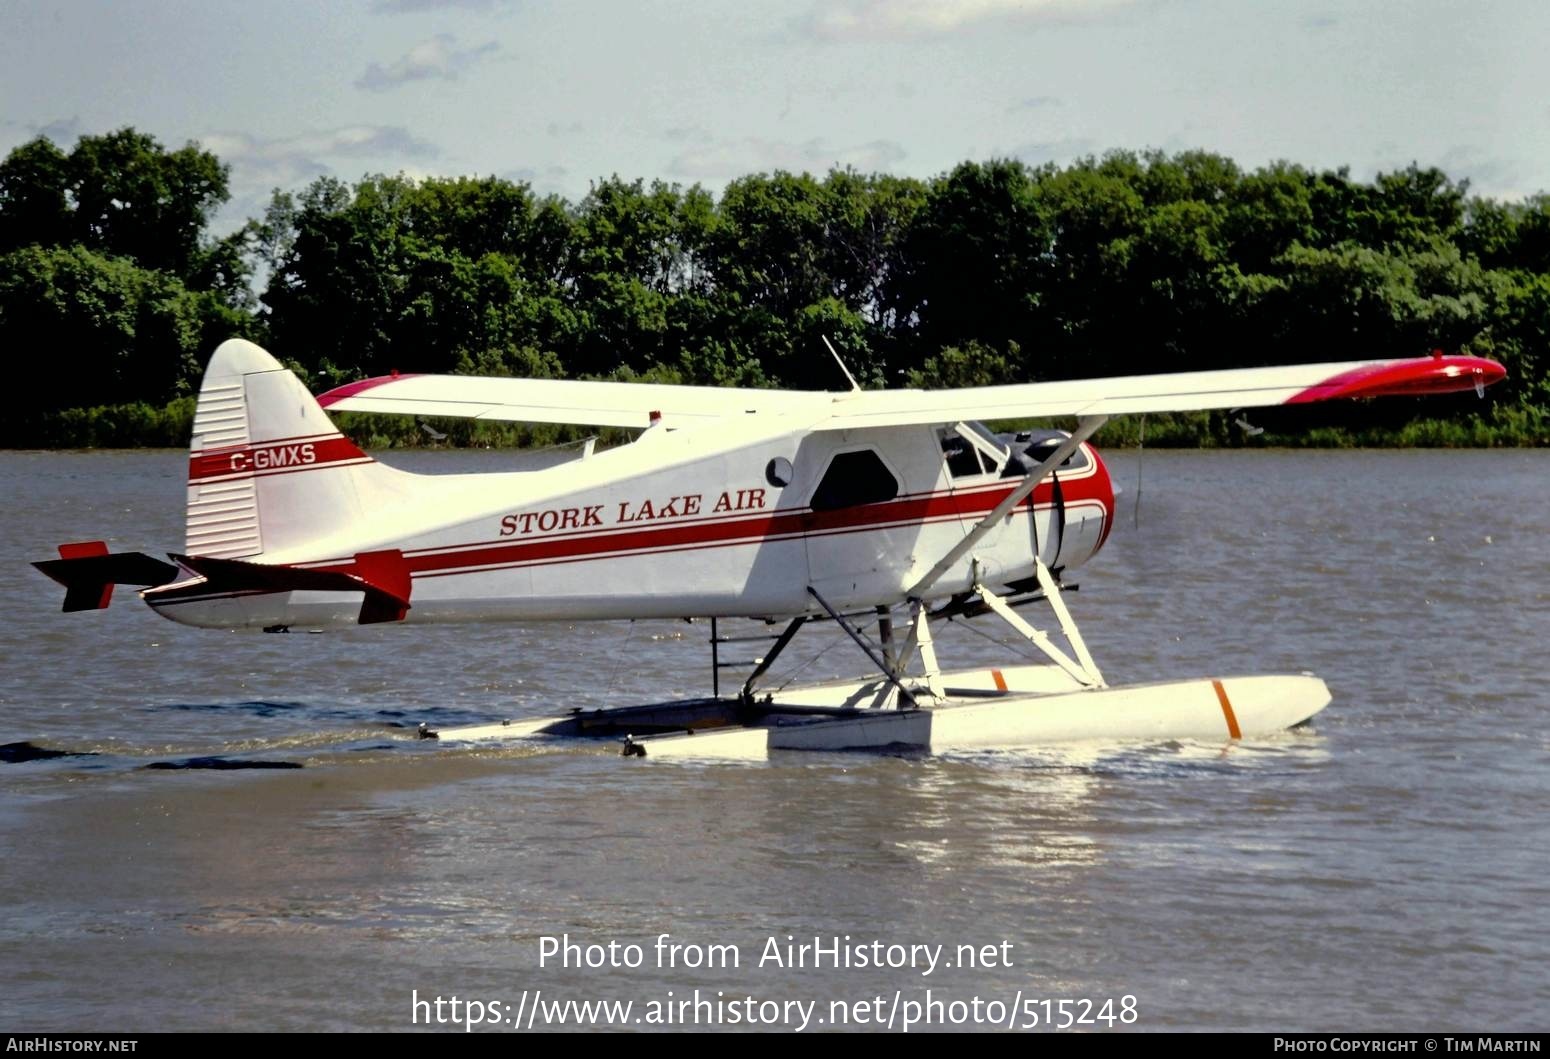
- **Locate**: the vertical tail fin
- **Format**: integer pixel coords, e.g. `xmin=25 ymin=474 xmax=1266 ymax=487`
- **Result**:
xmin=186 ymin=339 xmax=381 ymax=560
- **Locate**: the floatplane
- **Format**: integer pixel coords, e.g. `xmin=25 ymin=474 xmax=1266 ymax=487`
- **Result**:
xmin=34 ymin=339 xmax=1504 ymax=759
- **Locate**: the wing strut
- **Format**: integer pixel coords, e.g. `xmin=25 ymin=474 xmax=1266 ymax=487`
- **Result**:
xmin=908 ymin=414 xmax=1109 ymax=599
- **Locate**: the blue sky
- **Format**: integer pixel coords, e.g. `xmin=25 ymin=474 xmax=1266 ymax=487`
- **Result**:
xmin=3 ymin=0 xmax=1545 ymax=231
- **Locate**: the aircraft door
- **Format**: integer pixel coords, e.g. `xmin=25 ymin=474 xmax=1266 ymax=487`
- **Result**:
xmin=798 ymin=430 xmax=931 ymax=603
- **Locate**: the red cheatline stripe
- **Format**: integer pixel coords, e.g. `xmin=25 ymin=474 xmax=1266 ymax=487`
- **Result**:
xmin=392 ymin=480 xmax=1112 ymax=579
xmin=157 ymin=491 xmax=1113 ymax=606
xmin=397 ymin=472 xmax=1091 ymax=560
xmin=414 ymin=501 xmax=1111 ymax=579
xmin=189 ymin=435 xmax=371 ymax=482
xmin=290 ymin=471 xmax=1111 ymax=572
xmin=1211 ymin=679 xmax=1242 ymax=740
xmin=171 ymin=460 xmax=1114 ymax=590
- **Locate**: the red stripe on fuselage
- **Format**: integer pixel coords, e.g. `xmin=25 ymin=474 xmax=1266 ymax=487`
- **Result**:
xmin=414 ymin=501 xmax=1112 ymax=579
xmin=301 ymin=447 xmax=1108 ymax=568
xmin=294 ymin=473 xmax=1114 ymax=584
xmin=171 ymin=443 xmax=1117 ymax=597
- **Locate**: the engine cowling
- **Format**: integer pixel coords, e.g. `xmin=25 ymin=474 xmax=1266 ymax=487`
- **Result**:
xmin=996 ymin=429 xmax=1116 ymax=573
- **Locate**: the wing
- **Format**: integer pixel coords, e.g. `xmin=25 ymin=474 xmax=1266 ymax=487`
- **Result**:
xmin=817 ymin=355 xmax=1507 ymax=429
xmin=316 ymin=355 xmax=1505 ymax=429
xmin=317 ymin=373 xmax=833 ymax=428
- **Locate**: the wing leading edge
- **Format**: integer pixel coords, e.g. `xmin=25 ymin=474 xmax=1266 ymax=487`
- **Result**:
xmin=316 ymin=355 xmax=1506 ymax=429
xmin=317 ymin=373 xmax=834 ymax=428
xmin=819 ymin=355 xmax=1507 ymax=429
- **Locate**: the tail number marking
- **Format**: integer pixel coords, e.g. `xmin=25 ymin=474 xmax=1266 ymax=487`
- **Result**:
xmin=229 ymin=443 xmax=317 ymax=473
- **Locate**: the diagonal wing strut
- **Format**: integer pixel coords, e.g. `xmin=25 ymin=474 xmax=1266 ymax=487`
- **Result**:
xmin=908 ymin=414 xmax=1109 ymax=599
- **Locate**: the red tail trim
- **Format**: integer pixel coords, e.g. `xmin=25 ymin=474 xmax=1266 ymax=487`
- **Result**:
xmin=165 ymin=552 xmax=411 ymax=626
xmin=33 ymin=545 xmax=181 ymax=613
xmin=58 ymin=541 xmax=112 ymax=609
xmin=188 ymin=435 xmax=371 ymax=483
xmin=352 ymin=550 xmax=412 ymax=624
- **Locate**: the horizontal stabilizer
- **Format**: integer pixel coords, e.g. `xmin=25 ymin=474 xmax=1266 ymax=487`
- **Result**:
xmin=33 ymin=542 xmax=182 ymax=612
xmin=169 ymin=551 xmax=412 ymax=625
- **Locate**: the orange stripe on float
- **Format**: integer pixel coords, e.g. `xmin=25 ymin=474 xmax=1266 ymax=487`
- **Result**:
xmin=1211 ymin=679 xmax=1242 ymax=739
xmin=991 ymin=669 xmax=1008 ymax=692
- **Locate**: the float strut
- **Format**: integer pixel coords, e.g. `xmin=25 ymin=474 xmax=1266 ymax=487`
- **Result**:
xmin=973 ymin=562 xmax=1105 ymax=688
xmin=738 ymin=616 xmax=807 ymax=704
xmin=806 ymin=587 xmax=917 ymax=709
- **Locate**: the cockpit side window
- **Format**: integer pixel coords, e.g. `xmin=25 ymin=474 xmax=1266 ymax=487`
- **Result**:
xmin=940 ymin=423 xmax=1007 ymax=480
xmin=810 ymin=450 xmax=900 ymax=511
xmin=941 ymin=435 xmax=985 ymax=479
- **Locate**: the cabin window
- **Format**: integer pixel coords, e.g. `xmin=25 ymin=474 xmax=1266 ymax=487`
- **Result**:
xmin=765 ymin=456 xmax=794 ymax=487
xmin=941 ymin=435 xmax=989 ymax=478
xmin=809 ymin=450 xmax=900 ymax=512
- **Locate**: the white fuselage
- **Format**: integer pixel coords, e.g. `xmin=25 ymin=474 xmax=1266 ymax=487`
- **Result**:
xmin=145 ymin=412 xmax=1114 ymax=630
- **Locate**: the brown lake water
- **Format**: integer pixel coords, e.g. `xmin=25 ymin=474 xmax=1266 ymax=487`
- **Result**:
xmin=1 ymin=449 xmax=1546 ymax=1031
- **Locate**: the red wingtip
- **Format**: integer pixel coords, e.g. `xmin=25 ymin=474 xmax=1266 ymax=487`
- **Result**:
xmin=1286 ymin=356 xmax=1507 ymax=404
xmin=316 ymin=373 xmax=422 ymax=408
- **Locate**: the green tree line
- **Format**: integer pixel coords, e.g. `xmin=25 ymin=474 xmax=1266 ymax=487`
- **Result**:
xmin=2 ymin=127 xmax=1546 ymax=447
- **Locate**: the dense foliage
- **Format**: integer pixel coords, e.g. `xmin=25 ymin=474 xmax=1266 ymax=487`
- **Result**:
xmin=2 ymin=128 xmax=1546 ymax=446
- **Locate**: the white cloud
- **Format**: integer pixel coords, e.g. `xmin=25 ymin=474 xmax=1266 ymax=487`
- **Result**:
xmin=31 ymin=116 xmax=83 ymax=144
xmin=204 ymin=125 xmax=438 ymax=179
xmin=1432 ymin=146 xmax=1540 ymax=202
xmin=668 ymin=137 xmax=907 ymax=181
xmin=356 ymin=34 xmax=499 ymax=92
xmin=503 ymin=164 xmax=570 ymax=195
xmin=1012 ymin=96 xmax=1063 ymax=111
xmin=663 ymin=125 xmax=715 ymax=144
xmin=795 ymin=0 xmax=1137 ymax=41
xmin=1013 ymin=137 xmax=1098 ymax=166
xmin=198 ymin=125 xmax=440 ymax=231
